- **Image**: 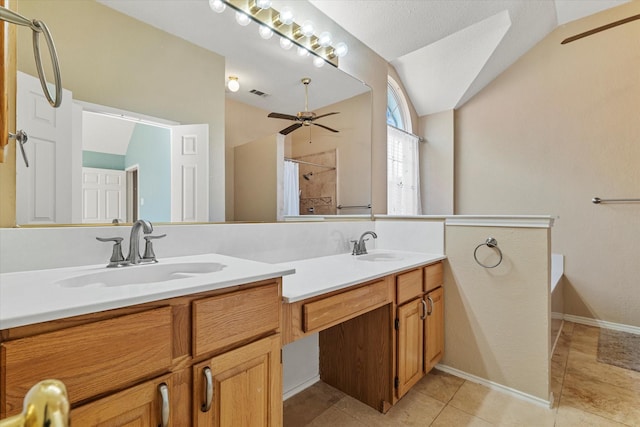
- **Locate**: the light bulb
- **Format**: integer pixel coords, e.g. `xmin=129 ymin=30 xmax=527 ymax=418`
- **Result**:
xmin=280 ymin=37 xmax=293 ymax=50
xmin=209 ymin=0 xmax=226 ymax=13
xmin=334 ymin=42 xmax=348 ymax=57
xmin=300 ymin=20 xmax=314 ymax=38
xmin=318 ymin=31 xmax=332 ymax=47
xmin=313 ymin=56 xmax=325 ymax=68
xmin=277 ymin=7 xmax=294 ymax=26
xmin=297 ymin=46 xmax=310 ymax=57
xmin=227 ymin=77 xmax=240 ymax=92
xmin=255 ymin=0 xmax=272 ymax=9
xmin=259 ymin=25 xmax=273 ymax=39
xmin=235 ymin=11 xmax=251 ymax=26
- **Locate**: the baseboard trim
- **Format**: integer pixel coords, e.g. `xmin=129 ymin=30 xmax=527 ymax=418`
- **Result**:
xmin=435 ymin=364 xmax=552 ymax=408
xmin=283 ymin=375 xmax=320 ymax=401
xmin=564 ymin=314 xmax=640 ymax=334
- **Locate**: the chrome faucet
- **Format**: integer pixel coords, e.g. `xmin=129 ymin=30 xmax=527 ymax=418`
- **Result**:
xmin=352 ymin=231 xmax=378 ymax=255
xmin=126 ymin=219 xmax=153 ymax=264
xmin=97 ymin=219 xmax=165 ymax=267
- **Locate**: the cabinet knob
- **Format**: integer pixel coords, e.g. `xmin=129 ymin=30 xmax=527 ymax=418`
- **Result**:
xmin=201 ymin=367 xmax=213 ymax=413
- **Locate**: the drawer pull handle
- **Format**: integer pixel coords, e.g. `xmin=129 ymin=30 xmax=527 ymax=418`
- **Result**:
xmin=201 ymin=367 xmax=213 ymax=412
xmin=420 ymin=299 xmax=427 ymax=320
xmin=427 ymin=296 xmax=434 ymax=316
xmin=158 ymin=383 xmax=169 ymax=427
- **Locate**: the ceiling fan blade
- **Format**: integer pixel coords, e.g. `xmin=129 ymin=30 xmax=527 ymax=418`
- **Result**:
xmin=561 ymin=13 xmax=640 ymax=44
xmin=268 ymin=112 xmax=298 ymax=121
xmin=312 ymin=112 xmax=339 ymax=120
xmin=279 ymin=123 xmax=303 ymax=135
xmin=312 ymin=123 xmax=339 ymax=133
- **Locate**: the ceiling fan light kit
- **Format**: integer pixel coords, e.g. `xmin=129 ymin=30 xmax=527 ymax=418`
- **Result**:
xmin=219 ymin=0 xmax=347 ymax=68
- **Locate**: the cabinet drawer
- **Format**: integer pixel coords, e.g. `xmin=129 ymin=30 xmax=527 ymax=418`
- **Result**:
xmin=193 ymin=282 xmax=280 ymax=357
xmin=1 ymin=307 xmax=172 ymax=415
xmin=425 ymin=262 xmax=443 ymax=292
xmin=396 ymin=268 xmax=423 ymax=305
xmin=303 ymin=280 xmax=390 ymax=332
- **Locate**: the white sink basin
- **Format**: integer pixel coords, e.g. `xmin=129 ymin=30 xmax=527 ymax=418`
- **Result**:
xmin=56 ymin=262 xmax=226 ymax=288
xmin=356 ymin=252 xmax=404 ymax=262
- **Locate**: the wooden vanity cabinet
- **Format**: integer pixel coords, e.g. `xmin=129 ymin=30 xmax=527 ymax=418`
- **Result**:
xmin=193 ymin=335 xmax=281 ymax=427
xmin=394 ymin=262 xmax=444 ymax=400
xmin=0 ymin=278 xmax=283 ymax=426
xmin=423 ymin=262 xmax=444 ymax=372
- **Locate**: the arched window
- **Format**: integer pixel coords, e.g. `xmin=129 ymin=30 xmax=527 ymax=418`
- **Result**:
xmin=386 ymin=76 xmax=411 ymax=132
xmin=386 ymin=76 xmax=421 ymax=215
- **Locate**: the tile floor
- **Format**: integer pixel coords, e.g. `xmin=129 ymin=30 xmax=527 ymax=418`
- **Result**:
xmin=283 ymin=322 xmax=640 ymax=426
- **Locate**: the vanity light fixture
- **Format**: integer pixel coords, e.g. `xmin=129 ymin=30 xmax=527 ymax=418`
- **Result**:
xmin=312 ymin=56 xmax=325 ymax=68
xmin=296 ymin=20 xmax=315 ymax=39
xmin=279 ymin=36 xmax=293 ymax=50
xmin=318 ymin=31 xmax=332 ymax=48
xmin=220 ymin=0 xmax=347 ymax=68
xmin=227 ymin=76 xmax=240 ymax=92
xmin=235 ymin=11 xmax=251 ymax=26
xmin=209 ymin=0 xmax=226 ymax=13
xmin=258 ymin=24 xmax=273 ymax=39
xmin=274 ymin=6 xmax=295 ymax=26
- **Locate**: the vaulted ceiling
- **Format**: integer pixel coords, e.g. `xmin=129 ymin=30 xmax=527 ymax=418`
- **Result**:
xmin=310 ymin=0 xmax=630 ymax=116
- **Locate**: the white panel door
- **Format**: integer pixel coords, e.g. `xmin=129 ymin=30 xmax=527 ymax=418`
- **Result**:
xmin=16 ymin=72 xmax=73 ymax=224
xmin=171 ymin=124 xmax=209 ymax=222
xmin=82 ymin=167 xmax=126 ymax=223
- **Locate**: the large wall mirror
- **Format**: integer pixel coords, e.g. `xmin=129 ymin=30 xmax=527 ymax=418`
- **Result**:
xmin=13 ymin=0 xmax=371 ymax=226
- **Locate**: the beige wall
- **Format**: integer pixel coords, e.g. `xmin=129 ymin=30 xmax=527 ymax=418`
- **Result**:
xmin=15 ymin=0 xmax=226 ymax=221
xmin=420 ymin=110 xmax=454 ymax=215
xmin=454 ymin=2 xmax=640 ymax=327
xmin=225 ymin=98 xmax=285 ymax=220
xmin=340 ymin=43 xmax=388 ymax=215
xmin=234 ymin=134 xmax=280 ymax=222
xmin=444 ymin=224 xmax=551 ymax=401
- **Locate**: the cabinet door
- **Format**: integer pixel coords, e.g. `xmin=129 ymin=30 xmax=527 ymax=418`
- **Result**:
xmin=70 ymin=374 xmax=172 ymax=427
xmin=396 ymin=298 xmax=424 ymax=399
xmin=193 ymin=335 xmax=282 ymax=427
xmin=425 ymin=287 xmax=444 ymax=372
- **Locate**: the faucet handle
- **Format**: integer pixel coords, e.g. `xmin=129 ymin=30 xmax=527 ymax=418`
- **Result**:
xmin=143 ymin=234 xmax=166 ymax=262
xmin=351 ymin=240 xmax=359 ymax=255
xmin=96 ymin=237 xmax=125 ymax=267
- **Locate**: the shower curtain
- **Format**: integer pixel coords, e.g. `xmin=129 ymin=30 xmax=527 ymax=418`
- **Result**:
xmin=283 ymin=160 xmax=300 ymax=216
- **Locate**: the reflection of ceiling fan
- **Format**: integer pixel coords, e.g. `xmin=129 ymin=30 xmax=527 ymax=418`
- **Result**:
xmin=268 ymin=78 xmax=339 ymax=135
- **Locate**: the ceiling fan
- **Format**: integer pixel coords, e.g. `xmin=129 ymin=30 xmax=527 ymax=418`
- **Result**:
xmin=268 ymin=78 xmax=339 ymax=136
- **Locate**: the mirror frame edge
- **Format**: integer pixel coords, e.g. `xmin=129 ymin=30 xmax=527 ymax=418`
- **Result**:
xmin=0 ymin=0 xmax=17 ymax=228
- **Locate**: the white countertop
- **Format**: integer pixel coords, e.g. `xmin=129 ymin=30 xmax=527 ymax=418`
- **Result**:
xmin=280 ymin=249 xmax=446 ymax=303
xmin=0 ymin=253 xmax=295 ymax=330
xmin=0 ymin=249 xmax=446 ymax=330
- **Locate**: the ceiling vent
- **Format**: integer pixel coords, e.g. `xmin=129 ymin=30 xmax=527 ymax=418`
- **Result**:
xmin=250 ymin=89 xmax=268 ymax=97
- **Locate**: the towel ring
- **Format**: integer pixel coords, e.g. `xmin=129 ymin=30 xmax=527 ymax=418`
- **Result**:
xmin=474 ymin=237 xmax=503 ymax=268
xmin=0 ymin=7 xmax=62 ymax=107
xmin=32 ymin=19 xmax=62 ymax=108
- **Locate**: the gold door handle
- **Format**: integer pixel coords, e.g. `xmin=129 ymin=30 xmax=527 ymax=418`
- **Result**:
xmin=0 ymin=379 xmax=69 ymax=427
